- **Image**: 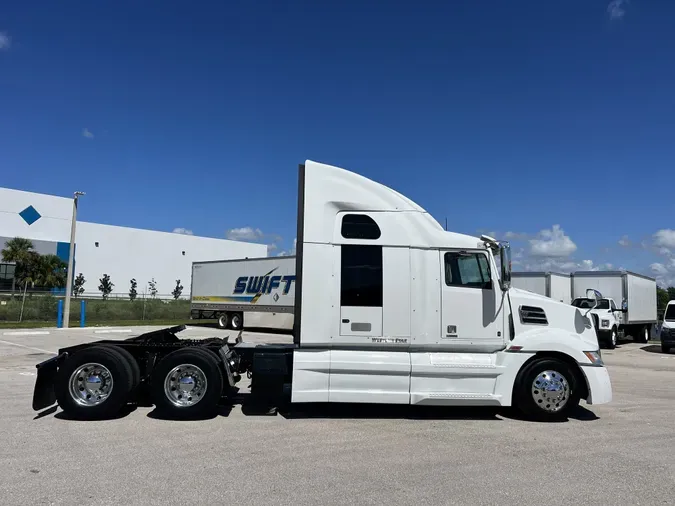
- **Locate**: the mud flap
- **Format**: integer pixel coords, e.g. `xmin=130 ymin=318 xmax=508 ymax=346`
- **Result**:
xmin=32 ymin=353 xmax=65 ymax=411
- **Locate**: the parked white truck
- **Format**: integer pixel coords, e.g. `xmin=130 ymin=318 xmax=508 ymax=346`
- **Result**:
xmin=570 ymin=271 xmax=657 ymax=349
xmin=31 ymin=159 xmax=612 ymax=422
xmin=511 ymin=272 xmax=572 ymax=304
xmin=190 ymin=256 xmax=295 ymax=331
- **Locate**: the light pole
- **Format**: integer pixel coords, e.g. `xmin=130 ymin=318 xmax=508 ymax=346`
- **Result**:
xmin=63 ymin=191 xmax=85 ymax=328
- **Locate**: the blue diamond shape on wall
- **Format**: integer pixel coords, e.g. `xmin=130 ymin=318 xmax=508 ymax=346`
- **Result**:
xmin=19 ymin=205 xmax=42 ymax=225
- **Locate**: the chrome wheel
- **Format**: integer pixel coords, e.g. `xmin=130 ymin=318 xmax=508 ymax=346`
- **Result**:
xmin=164 ymin=364 xmax=207 ymax=407
xmin=531 ymin=370 xmax=570 ymax=413
xmin=611 ymin=330 xmax=617 ymax=347
xmin=68 ymin=363 xmax=113 ymax=407
xmin=644 ymin=327 xmax=650 ymax=343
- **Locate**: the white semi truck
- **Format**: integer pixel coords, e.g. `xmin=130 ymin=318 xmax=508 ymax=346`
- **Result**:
xmin=190 ymin=256 xmax=295 ymax=331
xmin=31 ymin=160 xmax=612 ymax=422
xmin=570 ymin=271 xmax=657 ymax=349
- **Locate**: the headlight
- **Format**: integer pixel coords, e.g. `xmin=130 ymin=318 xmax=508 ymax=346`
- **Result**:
xmin=601 ymin=319 xmax=610 ymax=328
xmin=584 ymin=351 xmax=604 ymax=366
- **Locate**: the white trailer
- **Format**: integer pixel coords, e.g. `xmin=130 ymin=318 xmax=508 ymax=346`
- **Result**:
xmin=571 ymin=271 xmax=657 ymax=347
xmin=511 ymin=272 xmax=572 ymax=304
xmin=190 ymin=256 xmax=295 ymax=330
xmin=32 ymin=159 xmax=612 ymax=423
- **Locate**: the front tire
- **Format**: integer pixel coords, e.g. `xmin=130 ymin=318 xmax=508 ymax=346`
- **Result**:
xmin=54 ymin=346 xmax=135 ymax=420
xmin=150 ymin=347 xmax=224 ymax=419
xmin=514 ymin=358 xmax=581 ymax=422
xmin=607 ymin=328 xmax=617 ymax=349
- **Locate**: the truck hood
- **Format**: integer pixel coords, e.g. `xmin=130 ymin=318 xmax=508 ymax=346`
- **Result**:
xmin=508 ymin=288 xmax=600 ymax=350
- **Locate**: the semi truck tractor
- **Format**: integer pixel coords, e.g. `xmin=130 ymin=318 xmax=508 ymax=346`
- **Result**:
xmin=571 ymin=271 xmax=657 ymax=349
xmin=31 ymin=159 xmax=612 ymax=422
xmin=190 ymin=256 xmax=295 ymax=331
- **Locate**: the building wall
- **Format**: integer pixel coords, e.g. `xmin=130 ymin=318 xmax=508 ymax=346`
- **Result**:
xmin=74 ymin=222 xmax=267 ymax=295
xmin=0 ymin=187 xmax=268 ymax=296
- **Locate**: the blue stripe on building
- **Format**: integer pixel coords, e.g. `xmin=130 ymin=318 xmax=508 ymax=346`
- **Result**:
xmin=52 ymin=242 xmax=75 ymax=295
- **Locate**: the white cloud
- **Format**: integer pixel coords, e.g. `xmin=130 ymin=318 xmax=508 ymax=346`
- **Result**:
xmin=651 ymin=263 xmax=668 ymax=276
xmin=654 ymin=229 xmax=675 ymax=249
xmin=0 ymin=32 xmax=10 ymax=50
xmin=172 ymin=227 xmax=193 ymax=235
xmin=276 ymin=237 xmax=297 ymax=257
xmin=607 ymin=0 xmax=629 ymax=20
xmin=226 ymin=227 xmax=264 ymax=241
xmin=649 ymin=260 xmax=675 ymax=287
xmin=529 ymin=225 xmax=577 ymax=258
xmin=618 ymin=235 xmax=631 ymax=247
xmin=519 ymin=257 xmax=613 ymax=274
xmin=82 ymin=128 xmax=94 ymax=139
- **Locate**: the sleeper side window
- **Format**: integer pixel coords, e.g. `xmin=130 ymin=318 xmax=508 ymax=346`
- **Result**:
xmin=340 ymin=244 xmax=383 ymax=307
xmin=341 ymin=214 xmax=381 ymax=240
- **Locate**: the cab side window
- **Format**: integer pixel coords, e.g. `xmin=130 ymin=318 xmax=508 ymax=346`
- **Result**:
xmin=610 ymin=300 xmax=617 ymax=311
xmin=444 ymin=252 xmax=492 ymax=289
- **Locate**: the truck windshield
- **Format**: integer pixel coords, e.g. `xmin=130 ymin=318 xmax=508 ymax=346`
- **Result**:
xmin=665 ymin=305 xmax=675 ymax=322
xmin=572 ymin=298 xmax=610 ymax=310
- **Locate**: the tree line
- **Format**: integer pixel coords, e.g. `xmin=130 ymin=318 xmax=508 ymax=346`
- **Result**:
xmin=2 ymin=237 xmax=184 ymax=300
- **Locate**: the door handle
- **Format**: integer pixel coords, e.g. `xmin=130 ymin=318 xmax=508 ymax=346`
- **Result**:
xmin=342 ymin=319 xmax=350 ymax=323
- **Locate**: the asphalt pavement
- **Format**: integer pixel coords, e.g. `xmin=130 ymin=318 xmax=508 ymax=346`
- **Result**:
xmin=1 ymin=325 xmax=674 ymax=506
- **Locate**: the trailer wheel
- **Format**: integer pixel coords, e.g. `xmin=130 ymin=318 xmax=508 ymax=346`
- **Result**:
xmin=229 ymin=312 xmax=243 ymax=330
xmin=217 ymin=313 xmax=228 ymax=329
xmin=514 ymin=358 xmax=581 ymax=422
xmin=54 ymin=345 xmax=135 ymax=420
xmin=150 ymin=348 xmax=224 ymax=419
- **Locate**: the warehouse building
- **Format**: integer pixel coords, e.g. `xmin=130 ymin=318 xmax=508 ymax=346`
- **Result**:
xmin=0 ymin=187 xmax=268 ymax=297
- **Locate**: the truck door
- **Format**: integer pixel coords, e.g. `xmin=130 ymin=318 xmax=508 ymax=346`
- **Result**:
xmin=440 ymin=250 xmax=505 ymax=351
xmin=338 ymin=243 xmax=383 ymax=337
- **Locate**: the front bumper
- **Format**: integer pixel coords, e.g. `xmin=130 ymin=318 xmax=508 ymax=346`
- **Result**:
xmin=660 ymin=330 xmax=675 ymax=346
xmin=580 ymin=365 xmax=612 ymax=405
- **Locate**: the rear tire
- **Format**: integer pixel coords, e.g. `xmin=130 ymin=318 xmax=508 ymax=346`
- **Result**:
xmin=662 ymin=344 xmax=671 ymax=354
xmin=150 ymin=347 xmax=224 ymax=419
xmin=54 ymin=346 xmax=135 ymax=420
xmin=640 ymin=326 xmax=650 ymax=344
xmin=514 ymin=358 xmax=581 ymax=422
xmin=102 ymin=345 xmax=140 ymax=390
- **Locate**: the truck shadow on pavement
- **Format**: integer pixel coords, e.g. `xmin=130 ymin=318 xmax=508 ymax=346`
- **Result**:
xmin=143 ymin=392 xmax=599 ymax=423
xmin=640 ymin=344 xmax=669 ymax=354
xmin=43 ymin=395 xmax=599 ymax=423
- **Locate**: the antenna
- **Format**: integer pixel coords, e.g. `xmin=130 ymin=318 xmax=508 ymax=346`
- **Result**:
xmin=445 ymin=217 xmax=448 ymax=231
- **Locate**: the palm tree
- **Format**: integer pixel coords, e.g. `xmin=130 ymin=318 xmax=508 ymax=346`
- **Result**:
xmin=1 ymin=237 xmax=34 ymax=263
xmin=2 ymin=238 xmax=35 ymax=291
xmin=37 ymin=254 xmax=68 ymax=289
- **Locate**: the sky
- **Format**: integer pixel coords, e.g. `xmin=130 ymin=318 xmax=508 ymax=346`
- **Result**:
xmin=1 ymin=0 xmax=675 ymax=285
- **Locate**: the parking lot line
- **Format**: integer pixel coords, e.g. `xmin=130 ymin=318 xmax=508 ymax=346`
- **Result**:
xmin=0 ymin=339 xmax=57 ymax=355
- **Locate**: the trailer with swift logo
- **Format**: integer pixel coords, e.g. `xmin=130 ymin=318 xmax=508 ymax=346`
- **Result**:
xmin=190 ymin=256 xmax=296 ymax=330
xmin=31 ymin=159 xmax=612 ymax=423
